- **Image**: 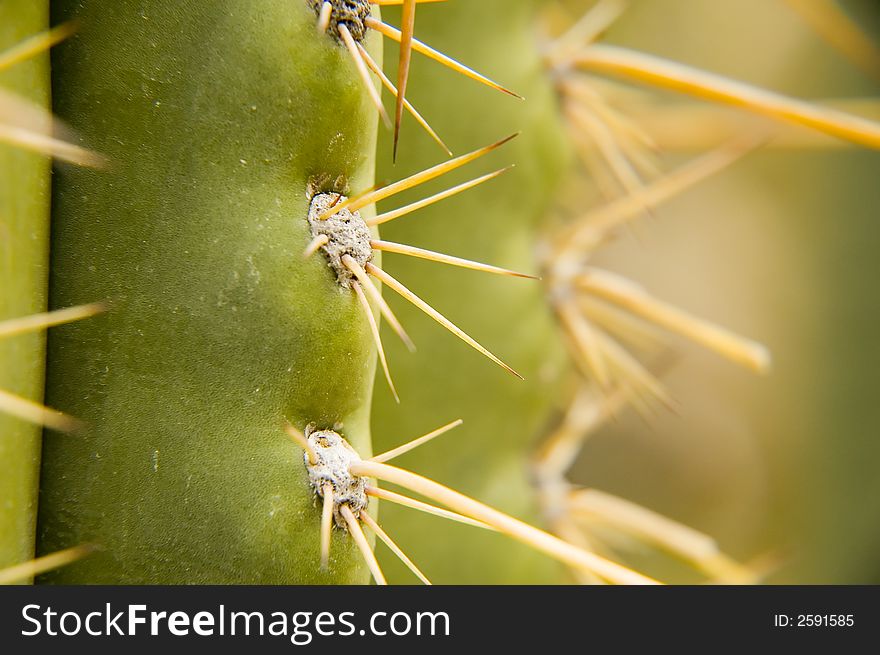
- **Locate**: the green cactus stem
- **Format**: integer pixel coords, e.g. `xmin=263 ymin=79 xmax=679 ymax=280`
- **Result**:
xmin=372 ymin=0 xmax=575 ymax=584
xmin=37 ymin=0 xmax=383 ymax=584
xmin=0 ymin=0 xmax=52 ymax=577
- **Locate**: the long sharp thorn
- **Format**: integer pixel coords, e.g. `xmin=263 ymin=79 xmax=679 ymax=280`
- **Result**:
xmin=285 ymin=423 xmax=318 ymax=465
xmin=0 ymin=23 xmax=77 ymax=73
xmin=342 ymin=255 xmax=416 ymax=352
xmin=302 ymin=234 xmax=329 ymax=259
xmin=367 ymin=263 xmax=522 ymax=379
xmin=0 ymin=89 xmax=106 ymax=167
xmin=545 ymin=0 xmax=627 ymax=67
xmin=564 ymin=78 xmax=659 ymax=156
xmin=573 ymin=138 xmax=621 ymax=204
xmin=352 ymin=281 xmax=400 ymax=402
xmin=0 ymin=123 xmax=105 ymax=167
xmin=319 ymin=134 xmax=518 ymax=221
xmin=394 ymin=0 xmax=417 ymax=161
xmin=359 ymin=511 xmax=431 ymax=585
xmin=550 ymin=518 xmax=607 ymax=586
xmin=533 ymin=382 xmax=633 ymax=479
xmin=570 ymin=489 xmax=718 ymax=560
xmin=365 ymin=17 xmax=523 ymax=99
xmin=0 ymin=545 xmax=97 ymax=585
xmin=317 ymin=1 xmax=333 ymax=34
xmin=566 ymin=102 xmax=653 ymax=217
xmin=357 ymin=42 xmax=451 ymax=157
xmin=338 ymin=24 xmax=391 ymax=129
xmin=568 ymin=489 xmax=755 ymax=583
xmin=371 ymin=418 xmax=463 ymax=463
xmin=554 ymin=138 xmax=759 ymax=261
xmin=368 ymin=167 xmax=511 ymax=226
xmin=556 ymin=300 xmax=611 ymax=389
xmin=592 ymin=329 xmax=674 ymax=409
xmin=783 ymin=0 xmax=880 ymax=82
xmin=316 ymin=182 xmax=381 ymax=221
xmin=623 ymin=99 xmax=880 ymax=151
xmin=320 ymin=484 xmax=334 ymax=570
xmin=366 ymin=486 xmax=494 ymax=531
xmin=0 ymin=303 xmax=106 ymax=339
xmin=350 ymin=460 xmax=660 ymax=585
xmin=371 ymin=240 xmax=538 ymax=279
xmin=339 ymin=505 xmax=386 ymax=585
xmin=0 ymin=388 xmax=83 ymax=433
xmin=575 ymin=269 xmax=771 ymax=373
xmin=572 ymin=44 xmax=880 ymax=149
xmin=580 ymin=296 xmax=666 ymax=354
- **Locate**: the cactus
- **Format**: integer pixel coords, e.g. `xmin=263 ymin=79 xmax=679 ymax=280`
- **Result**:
xmin=36 ymin=0 xmax=384 ymax=584
xmin=21 ymin=0 xmax=640 ymax=586
xmin=0 ymin=0 xmax=52 ymax=577
xmin=2 ymin=0 xmax=879 ymax=586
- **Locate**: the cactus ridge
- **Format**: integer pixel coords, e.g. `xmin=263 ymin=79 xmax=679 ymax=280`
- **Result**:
xmin=310 ymin=0 xmax=373 ymax=43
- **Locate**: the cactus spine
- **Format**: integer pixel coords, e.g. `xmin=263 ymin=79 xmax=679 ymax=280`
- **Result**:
xmin=373 ymin=0 xmax=575 ymax=583
xmin=0 ymin=0 xmax=52 ymax=576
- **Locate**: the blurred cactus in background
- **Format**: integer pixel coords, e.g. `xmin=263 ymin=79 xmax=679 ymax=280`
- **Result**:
xmin=1 ymin=0 xmax=879 ymax=585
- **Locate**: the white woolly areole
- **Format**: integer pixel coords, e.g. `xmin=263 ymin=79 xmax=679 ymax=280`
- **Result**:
xmin=303 ymin=426 xmax=369 ymax=528
xmin=307 ymin=0 xmax=372 ymax=42
xmin=307 ymin=192 xmax=373 ymax=289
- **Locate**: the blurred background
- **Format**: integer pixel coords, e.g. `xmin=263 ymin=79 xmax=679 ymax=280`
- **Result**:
xmin=556 ymin=0 xmax=880 ymax=583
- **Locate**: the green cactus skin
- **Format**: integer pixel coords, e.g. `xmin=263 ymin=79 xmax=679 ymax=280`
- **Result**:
xmin=0 ymin=0 xmax=51 ymax=577
xmin=37 ymin=0 xmax=382 ymax=583
xmin=372 ymin=0 xmax=575 ymax=583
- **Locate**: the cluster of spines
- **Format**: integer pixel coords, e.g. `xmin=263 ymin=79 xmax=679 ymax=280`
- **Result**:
xmin=305 ymin=133 xmax=537 ymax=403
xmin=286 ymin=420 xmax=658 ymax=585
xmin=6 ymin=0 xmax=880 ymax=586
xmin=529 ymin=0 xmax=880 ymax=582
xmin=314 ymin=0 xmax=520 ymax=159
